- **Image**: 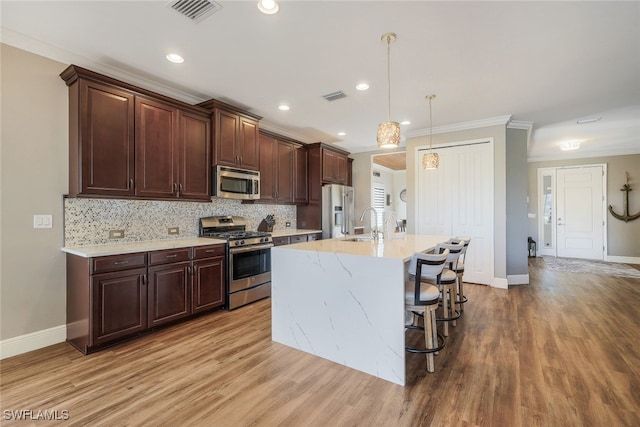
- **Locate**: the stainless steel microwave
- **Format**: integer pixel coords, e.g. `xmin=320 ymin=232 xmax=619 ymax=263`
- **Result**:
xmin=213 ymin=165 xmax=260 ymax=200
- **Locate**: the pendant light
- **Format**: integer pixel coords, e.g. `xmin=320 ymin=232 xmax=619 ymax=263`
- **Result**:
xmin=422 ymin=94 xmax=439 ymax=169
xmin=377 ymin=32 xmax=401 ymax=149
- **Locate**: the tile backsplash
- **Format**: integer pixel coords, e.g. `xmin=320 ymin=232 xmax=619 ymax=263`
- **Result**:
xmin=64 ymin=198 xmax=297 ymax=247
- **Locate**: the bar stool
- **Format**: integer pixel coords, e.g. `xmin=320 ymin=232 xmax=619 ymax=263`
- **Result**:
xmin=449 ymin=237 xmax=471 ymax=311
xmin=405 ymin=250 xmax=449 ymax=373
xmin=434 ymin=241 xmax=464 ymax=335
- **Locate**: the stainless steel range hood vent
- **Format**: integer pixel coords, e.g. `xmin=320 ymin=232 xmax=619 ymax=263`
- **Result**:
xmin=169 ymin=0 xmax=222 ymax=23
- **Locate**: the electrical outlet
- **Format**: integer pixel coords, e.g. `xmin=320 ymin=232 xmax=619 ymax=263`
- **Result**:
xmin=168 ymin=227 xmax=179 ymax=235
xmin=109 ymin=229 xmax=125 ymax=239
xmin=285 ymin=221 xmax=291 ymax=228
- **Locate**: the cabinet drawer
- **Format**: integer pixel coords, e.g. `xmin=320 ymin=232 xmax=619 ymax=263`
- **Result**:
xmin=289 ymin=235 xmax=307 ymax=244
xmin=92 ymin=253 xmax=147 ymax=274
xmin=193 ymin=244 xmax=226 ymax=260
xmin=272 ymin=236 xmax=290 ymax=246
xmin=148 ymin=248 xmax=191 ymax=266
xmin=307 ymin=233 xmax=322 ymax=242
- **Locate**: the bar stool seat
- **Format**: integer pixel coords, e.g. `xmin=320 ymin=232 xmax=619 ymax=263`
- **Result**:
xmin=405 ymin=251 xmax=448 ymax=373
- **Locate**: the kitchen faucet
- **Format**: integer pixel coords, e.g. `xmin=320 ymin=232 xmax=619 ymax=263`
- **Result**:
xmin=359 ymin=207 xmax=379 ymax=241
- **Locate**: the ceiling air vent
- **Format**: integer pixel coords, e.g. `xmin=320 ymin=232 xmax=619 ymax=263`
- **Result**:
xmin=169 ymin=0 xmax=222 ymax=23
xmin=323 ymin=91 xmax=347 ymax=102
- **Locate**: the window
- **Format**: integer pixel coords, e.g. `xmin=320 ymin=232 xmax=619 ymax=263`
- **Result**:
xmin=372 ymin=184 xmax=385 ymax=230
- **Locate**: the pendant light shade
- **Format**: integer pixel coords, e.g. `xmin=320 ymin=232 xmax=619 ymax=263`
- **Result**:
xmin=377 ymin=121 xmax=401 ymax=148
xmin=377 ymin=32 xmax=400 ymax=149
xmin=422 ymin=152 xmax=439 ymax=169
xmin=422 ymin=94 xmax=439 ymax=169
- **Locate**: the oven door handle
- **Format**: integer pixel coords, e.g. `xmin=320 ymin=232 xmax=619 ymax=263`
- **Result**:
xmin=229 ymin=243 xmax=274 ymax=254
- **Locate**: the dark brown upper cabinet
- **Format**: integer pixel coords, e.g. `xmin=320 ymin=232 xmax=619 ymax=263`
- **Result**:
xmin=257 ymin=131 xmax=308 ymax=205
xmin=198 ymin=99 xmax=262 ymax=171
xmin=296 ymin=143 xmax=351 ymax=230
xmin=60 ymin=65 xmax=212 ymax=202
xmin=72 ymin=79 xmax=136 ymax=197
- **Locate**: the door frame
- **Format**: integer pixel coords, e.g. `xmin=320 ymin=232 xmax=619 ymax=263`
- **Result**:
xmin=537 ymin=164 xmax=607 ymax=258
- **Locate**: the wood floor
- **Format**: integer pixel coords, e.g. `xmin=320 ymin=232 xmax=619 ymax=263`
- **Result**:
xmin=2 ymin=258 xmax=639 ymax=426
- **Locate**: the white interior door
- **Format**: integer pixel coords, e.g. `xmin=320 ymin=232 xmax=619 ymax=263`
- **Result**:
xmin=556 ymin=166 xmax=605 ymax=260
xmin=416 ymin=141 xmax=493 ymax=285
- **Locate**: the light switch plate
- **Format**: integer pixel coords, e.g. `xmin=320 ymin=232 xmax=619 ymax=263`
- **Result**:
xmin=33 ymin=214 xmax=53 ymax=229
xmin=168 ymin=227 xmax=179 ymax=235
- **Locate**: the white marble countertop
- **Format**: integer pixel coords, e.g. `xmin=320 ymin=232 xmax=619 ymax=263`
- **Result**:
xmin=62 ymin=237 xmax=226 ymax=258
xmin=271 ymin=229 xmax=322 ymax=238
xmin=274 ymin=234 xmax=451 ymax=261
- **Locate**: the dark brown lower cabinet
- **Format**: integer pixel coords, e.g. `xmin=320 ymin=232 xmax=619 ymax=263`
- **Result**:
xmin=192 ymin=256 xmax=225 ymax=313
xmin=147 ymin=261 xmax=190 ymax=327
xmin=66 ymin=243 xmax=225 ymax=354
xmin=91 ymin=267 xmax=147 ymax=348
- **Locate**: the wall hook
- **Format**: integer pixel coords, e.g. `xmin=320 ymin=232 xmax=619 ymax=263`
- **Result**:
xmin=608 ymin=171 xmax=640 ymax=222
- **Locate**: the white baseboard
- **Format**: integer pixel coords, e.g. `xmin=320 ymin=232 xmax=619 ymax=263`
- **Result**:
xmin=0 ymin=325 xmax=66 ymax=360
xmin=605 ymin=255 xmax=640 ymax=265
xmin=508 ymin=274 xmax=529 ymax=285
xmin=492 ymin=277 xmax=509 ymax=289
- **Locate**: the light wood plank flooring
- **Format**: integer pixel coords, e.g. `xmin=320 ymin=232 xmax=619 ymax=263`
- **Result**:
xmin=1 ymin=258 xmax=639 ymax=426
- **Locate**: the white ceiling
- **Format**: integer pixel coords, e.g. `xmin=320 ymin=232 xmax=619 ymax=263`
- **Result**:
xmin=2 ymin=1 xmax=639 ymax=160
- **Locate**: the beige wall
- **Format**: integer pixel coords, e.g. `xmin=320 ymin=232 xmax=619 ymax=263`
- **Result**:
xmin=1 ymin=44 xmax=69 ymax=340
xmin=527 ymin=154 xmax=640 ymax=257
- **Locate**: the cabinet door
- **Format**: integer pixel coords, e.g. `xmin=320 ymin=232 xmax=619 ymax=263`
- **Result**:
xmin=192 ymin=256 xmax=225 ymax=313
xmin=238 ymin=117 xmax=260 ymax=170
xmin=135 ymin=97 xmax=179 ymax=198
xmin=215 ymin=109 xmax=239 ymax=167
xmin=178 ymin=111 xmax=211 ymax=201
xmin=258 ymin=133 xmax=277 ymax=201
xmin=335 ymin=154 xmax=348 ymax=184
xmin=79 ymin=80 xmax=135 ymax=196
xmin=91 ymin=268 xmax=147 ymax=347
xmin=322 ymin=149 xmax=337 ymax=182
xmin=294 ymin=146 xmax=308 ymax=204
xmin=147 ymin=261 xmax=190 ymax=327
xmin=276 ymin=140 xmax=294 ymax=203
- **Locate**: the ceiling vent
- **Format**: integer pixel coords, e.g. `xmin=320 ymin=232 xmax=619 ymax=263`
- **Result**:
xmin=323 ymin=91 xmax=347 ymax=102
xmin=169 ymin=0 xmax=222 ymax=23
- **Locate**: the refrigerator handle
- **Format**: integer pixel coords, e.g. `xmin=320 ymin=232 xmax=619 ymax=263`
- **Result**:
xmin=342 ymin=192 xmax=350 ymax=236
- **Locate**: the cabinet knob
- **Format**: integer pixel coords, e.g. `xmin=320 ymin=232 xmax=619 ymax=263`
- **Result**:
xmin=129 ymin=178 xmax=134 ymax=190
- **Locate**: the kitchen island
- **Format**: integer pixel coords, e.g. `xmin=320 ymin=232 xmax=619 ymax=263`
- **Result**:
xmin=271 ymin=234 xmax=450 ymax=386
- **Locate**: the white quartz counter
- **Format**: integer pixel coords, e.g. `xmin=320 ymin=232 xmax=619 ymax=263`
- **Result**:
xmin=270 ymin=229 xmax=322 ymax=238
xmin=271 ymin=234 xmax=451 ymax=386
xmin=278 ymin=234 xmax=450 ymax=260
xmin=62 ymin=237 xmax=226 ymax=258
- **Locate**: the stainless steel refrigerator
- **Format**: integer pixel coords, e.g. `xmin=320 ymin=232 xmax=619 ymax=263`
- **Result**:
xmin=322 ymin=184 xmax=355 ymax=239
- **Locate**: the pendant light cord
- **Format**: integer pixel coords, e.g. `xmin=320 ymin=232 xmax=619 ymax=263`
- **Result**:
xmin=386 ymin=35 xmax=391 ymax=122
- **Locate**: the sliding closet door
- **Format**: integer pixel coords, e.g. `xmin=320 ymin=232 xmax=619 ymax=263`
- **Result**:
xmin=416 ymin=141 xmax=494 ymax=285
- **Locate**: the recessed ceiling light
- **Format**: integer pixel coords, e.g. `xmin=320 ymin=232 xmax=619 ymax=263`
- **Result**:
xmin=257 ymin=0 xmax=279 ymax=14
xmin=560 ymin=140 xmax=582 ymax=151
xmin=400 ymin=120 xmax=411 ymax=125
xmin=338 ymin=132 xmax=346 ymax=136
xmin=166 ymin=53 xmax=184 ymax=64
xmin=278 ymin=104 xmax=290 ymax=111
xmin=356 ymin=83 xmax=369 ymax=91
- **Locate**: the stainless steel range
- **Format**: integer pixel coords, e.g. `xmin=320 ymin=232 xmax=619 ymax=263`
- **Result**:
xmin=199 ymin=216 xmax=273 ymax=310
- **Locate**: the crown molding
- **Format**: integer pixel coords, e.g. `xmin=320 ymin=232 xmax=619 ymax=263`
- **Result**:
xmin=507 ymin=120 xmax=533 ymax=131
xmin=1 ymin=28 xmax=206 ymax=105
xmin=405 ymin=115 xmax=512 ymax=138
xmin=527 ymin=147 xmax=640 ymax=163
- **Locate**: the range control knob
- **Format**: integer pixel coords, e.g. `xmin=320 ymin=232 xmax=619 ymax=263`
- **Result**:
xmin=240 ymin=240 xmax=245 ymax=246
